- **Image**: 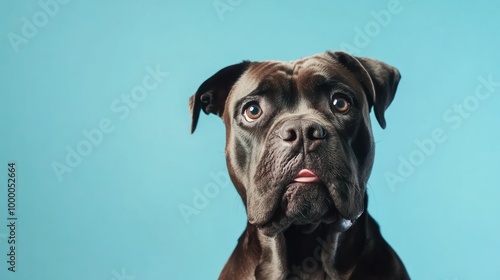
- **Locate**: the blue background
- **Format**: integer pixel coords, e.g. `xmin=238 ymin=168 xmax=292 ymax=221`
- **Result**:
xmin=1 ymin=0 xmax=499 ymax=279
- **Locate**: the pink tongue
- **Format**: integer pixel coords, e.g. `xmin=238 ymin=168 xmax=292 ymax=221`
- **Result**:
xmin=294 ymin=169 xmax=320 ymax=183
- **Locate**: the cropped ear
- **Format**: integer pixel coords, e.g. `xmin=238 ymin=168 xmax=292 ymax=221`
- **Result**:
xmin=327 ymin=51 xmax=401 ymax=129
xmin=189 ymin=61 xmax=251 ymax=133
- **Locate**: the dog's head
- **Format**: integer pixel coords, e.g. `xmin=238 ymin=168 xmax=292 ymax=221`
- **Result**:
xmin=189 ymin=51 xmax=400 ymax=236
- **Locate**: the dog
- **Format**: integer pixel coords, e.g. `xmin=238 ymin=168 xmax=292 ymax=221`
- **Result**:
xmin=189 ymin=51 xmax=410 ymax=279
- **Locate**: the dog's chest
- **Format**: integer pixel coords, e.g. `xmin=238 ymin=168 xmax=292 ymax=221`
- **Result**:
xmin=284 ymin=265 xmax=350 ymax=280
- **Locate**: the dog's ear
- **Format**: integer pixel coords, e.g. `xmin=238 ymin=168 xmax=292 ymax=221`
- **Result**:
xmin=355 ymin=56 xmax=401 ymax=129
xmin=189 ymin=61 xmax=251 ymax=133
xmin=327 ymin=51 xmax=401 ymax=129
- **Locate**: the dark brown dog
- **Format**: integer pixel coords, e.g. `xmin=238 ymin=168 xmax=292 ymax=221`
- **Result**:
xmin=190 ymin=51 xmax=410 ymax=279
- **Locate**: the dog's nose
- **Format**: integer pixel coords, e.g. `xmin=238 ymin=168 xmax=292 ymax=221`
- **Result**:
xmin=279 ymin=120 xmax=327 ymax=152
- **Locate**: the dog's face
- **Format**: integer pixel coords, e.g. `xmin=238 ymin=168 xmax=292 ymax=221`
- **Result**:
xmin=190 ymin=51 xmax=400 ymax=236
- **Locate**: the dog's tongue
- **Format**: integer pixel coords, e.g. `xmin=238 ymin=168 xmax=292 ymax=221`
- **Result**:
xmin=294 ymin=169 xmax=320 ymax=183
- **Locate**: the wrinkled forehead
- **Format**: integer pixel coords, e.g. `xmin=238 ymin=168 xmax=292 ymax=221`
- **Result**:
xmin=229 ymin=53 xmax=365 ymax=102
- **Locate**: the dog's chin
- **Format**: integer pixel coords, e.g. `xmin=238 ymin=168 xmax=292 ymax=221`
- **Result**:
xmin=256 ymin=183 xmax=352 ymax=237
xmin=282 ymin=183 xmax=331 ymax=221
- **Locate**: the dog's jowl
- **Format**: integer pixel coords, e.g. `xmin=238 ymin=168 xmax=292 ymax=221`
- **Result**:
xmin=189 ymin=51 xmax=410 ymax=280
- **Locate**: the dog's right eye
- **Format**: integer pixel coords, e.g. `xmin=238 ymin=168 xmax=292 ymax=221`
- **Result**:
xmin=243 ymin=104 xmax=263 ymax=122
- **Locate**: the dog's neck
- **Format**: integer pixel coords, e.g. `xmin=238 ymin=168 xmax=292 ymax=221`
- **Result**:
xmin=254 ymin=212 xmax=369 ymax=280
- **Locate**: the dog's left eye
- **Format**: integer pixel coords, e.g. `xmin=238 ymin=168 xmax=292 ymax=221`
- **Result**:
xmin=243 ymin=104 xmax=263 ymax=122
xmin=332 ymin=96 xmax=350 ymax=113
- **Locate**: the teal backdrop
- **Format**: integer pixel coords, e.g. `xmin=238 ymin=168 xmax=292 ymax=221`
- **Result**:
xmin=1 ymin=0 xmax=499 ymax=279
